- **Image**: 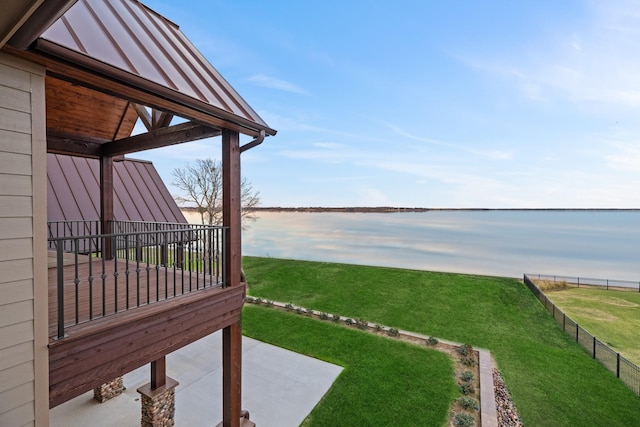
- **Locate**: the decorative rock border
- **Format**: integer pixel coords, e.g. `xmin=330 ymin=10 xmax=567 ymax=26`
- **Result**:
xmin=245 ymin=298 xmax=508 ymax=427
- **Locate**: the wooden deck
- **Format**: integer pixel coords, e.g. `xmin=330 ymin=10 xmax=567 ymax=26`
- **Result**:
xmin=48 ymin=254 xmax=222 ymax=339
xmin=47 ymin=254 xmax=244 ymax=407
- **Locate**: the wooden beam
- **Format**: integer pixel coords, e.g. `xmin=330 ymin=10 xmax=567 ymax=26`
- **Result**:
xmin=153 ymin=109 xmax=174 ymax=129
xmin=132 ymin=103 xmax=152 ymax=131
xmin=101 ymin=121 xmax=221 ymax=157
xmin=47 ymin=130 xmax=107 ymax=158
xmin=222 ymin=129 xmax=242 ymax=427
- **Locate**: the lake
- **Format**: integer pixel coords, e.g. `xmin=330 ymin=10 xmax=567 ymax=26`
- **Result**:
xmin=184 ymin=210 xmax=640 ymax=281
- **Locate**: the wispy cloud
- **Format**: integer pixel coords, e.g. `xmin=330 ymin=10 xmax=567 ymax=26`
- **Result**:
xmin=384 ymin=123 xmax=513 ymax=160
xmin=454 ymin=0 xmax=640 ymax=108
xmin=247 ymin=73 xmax=309 ymax=95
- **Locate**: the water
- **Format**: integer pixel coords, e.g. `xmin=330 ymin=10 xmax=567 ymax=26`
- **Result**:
xmin=186 ymin=210 xmax=640 ymax=280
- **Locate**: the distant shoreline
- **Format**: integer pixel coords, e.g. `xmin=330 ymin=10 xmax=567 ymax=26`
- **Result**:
xmin=181 ymin=206 xmax=640 ymax=213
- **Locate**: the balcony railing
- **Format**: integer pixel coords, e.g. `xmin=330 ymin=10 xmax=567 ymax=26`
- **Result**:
xmin=48 ymin=220 xmax=228 ymax=339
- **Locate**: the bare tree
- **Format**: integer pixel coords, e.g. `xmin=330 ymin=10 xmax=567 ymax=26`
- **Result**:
xmin=172 ymin=158 xmax=260 ymax=228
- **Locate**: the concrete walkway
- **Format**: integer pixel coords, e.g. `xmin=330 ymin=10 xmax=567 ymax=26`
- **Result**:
xmin=50 ymin=332 xmax=343 ymax=426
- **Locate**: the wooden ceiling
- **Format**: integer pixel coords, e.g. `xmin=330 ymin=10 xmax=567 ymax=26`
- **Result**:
xmin=46 ymin=76 xmax=138 ymax=142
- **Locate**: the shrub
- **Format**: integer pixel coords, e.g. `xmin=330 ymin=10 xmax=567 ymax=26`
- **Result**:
xmin=306 ymin=308 xmax=314 ymax=316
xmin=426 ymin=336 xmax=439 ymax=346
xmin=456 ymin=343 xmax=473 ymax=356
xmin=355 ymin=318 xmax=369 ymax=329
xmin=459 ymin=380 xmax=475 ymax=395
xmin=265 ymin=300 xmax=274 ymax=307
xmin=457 ymin=396 xmax=478 ymax=411
xmin=331 ymin=314 xmax=341 ymax=322
xmin=387 ymin=327 xmax=399 ymax=337
xmin=319 ymin=312 xmax=330 ymax=320
xmin=285 ymin=303 xmax=294 ymax=311
xmin=454 ymin=412 xmax=475 ymax=427
xmin=461 ymin=355 xmax=477 ymax=367
xmin=254 ymin=297 xmax=263 ymax=305
xmin=344 ymin=318 xmax=355 ymax=326
xmin=296 ymin=307 xmax=304 ymax=315
xmin=374 ymin=323 xmax=383 ymax=332
xmin=245 ymin=296 xmax=254 ymax=303
xmin=460 ymin=371 xmax=474 ymax=382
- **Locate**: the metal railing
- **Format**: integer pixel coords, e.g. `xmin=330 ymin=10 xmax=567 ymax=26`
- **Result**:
xmin=524 ymin=274 xmax=640 ymax=396
xmin=48 ymin=221 xmax=227 ymax=339
xmin=48 ymin=220 xmax=101 ymax=253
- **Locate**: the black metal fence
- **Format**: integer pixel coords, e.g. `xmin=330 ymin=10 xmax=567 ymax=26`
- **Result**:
xmin=523 ymin=274 xmax=640 ymax=396
xmin=525 ymin=273 xmax=640 ymax=292
xmin=48 ymin=221 xmax=227 ymax=339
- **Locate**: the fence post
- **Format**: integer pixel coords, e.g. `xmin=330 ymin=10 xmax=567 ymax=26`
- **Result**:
xmin=593 ymin=337 xmax=597 ymax=359
xmin=607 ymin=279 xmax=609 ymax=290
xmin=577 ymin=277 xmax=580 ymax=288
xmin=57 ymin=243 xmax=65 ymax=339
xmin=576 ymin=324 xmax=579 ymax=343
xmin=617 ymin=353 xmax=620 ymax=378
xmin=563 ymin=313 xmax=566 ymax=331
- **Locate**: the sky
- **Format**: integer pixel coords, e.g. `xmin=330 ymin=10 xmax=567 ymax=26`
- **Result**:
xmin=139 ymin=0 xmax=640 ymax=208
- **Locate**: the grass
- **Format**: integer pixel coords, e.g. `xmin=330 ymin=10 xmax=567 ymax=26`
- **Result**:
xmin=242 ymin=305 xmax=457 ymax=426
xmin=546 ymin=287 xmax=640 ymax=365
xmin=243 ymin=256 xmax=640 ymax=427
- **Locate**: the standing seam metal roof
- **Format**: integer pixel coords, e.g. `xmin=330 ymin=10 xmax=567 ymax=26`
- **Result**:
xmin=37 ymin=0 xmax=275 ymax=136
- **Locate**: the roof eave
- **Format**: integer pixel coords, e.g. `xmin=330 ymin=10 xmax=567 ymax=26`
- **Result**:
xmin=36 ymin=39 xmax=277 ymax=138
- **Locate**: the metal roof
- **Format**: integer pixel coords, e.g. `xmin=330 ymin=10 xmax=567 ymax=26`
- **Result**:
xmin=35 ymin=0 xmax=275 ymax=137
xmin=48 ymin=153 xmax=186 ymax=224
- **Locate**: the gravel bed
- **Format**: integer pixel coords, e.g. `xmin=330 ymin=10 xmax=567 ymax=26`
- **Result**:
xmin=493 ymin=368 xmax=523 ymax=427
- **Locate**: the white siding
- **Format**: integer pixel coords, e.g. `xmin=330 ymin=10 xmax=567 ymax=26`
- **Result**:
xmin=0 ymin=53 xmax=47 ymax=427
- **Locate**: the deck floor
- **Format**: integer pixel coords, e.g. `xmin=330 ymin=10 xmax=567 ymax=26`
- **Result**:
xmin=48 ymin=256 xmax=221 ymax=338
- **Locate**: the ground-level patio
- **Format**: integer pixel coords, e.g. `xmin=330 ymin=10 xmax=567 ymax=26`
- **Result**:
xmin=50 ymin=331 xmax=342 ymax=426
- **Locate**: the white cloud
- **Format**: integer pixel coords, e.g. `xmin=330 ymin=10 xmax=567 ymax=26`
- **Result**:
xmin=247 ymin=73 xmax=309 ymax=95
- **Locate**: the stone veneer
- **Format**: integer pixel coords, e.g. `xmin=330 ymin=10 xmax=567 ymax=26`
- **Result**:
xmin=93 ymin=377 xmax=125 ymax=403
xmin=137 ymin=377 xmax=179 ymax=427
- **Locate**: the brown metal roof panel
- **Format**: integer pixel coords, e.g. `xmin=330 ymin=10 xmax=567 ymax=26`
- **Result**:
xmin=140 ymin=162 xmax=186 ymax=223
xmin=47 ymin=154 xmax=186 ymax=224
xmin=37 ymin=0 xmax=275 ymax=135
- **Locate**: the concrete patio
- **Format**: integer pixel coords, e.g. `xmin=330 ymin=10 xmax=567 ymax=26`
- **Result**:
xmin=50 ymin=331 xmax=343 ymax=426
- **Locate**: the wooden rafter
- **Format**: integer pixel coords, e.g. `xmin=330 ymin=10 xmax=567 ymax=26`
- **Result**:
xmin=101 ymin=121 xmax=221 ymax=157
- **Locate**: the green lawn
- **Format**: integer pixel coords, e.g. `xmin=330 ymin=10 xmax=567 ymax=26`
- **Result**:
xmin=243 ymin=256 xmax=640 ymax=427
xmin=546 ymin=287 xmax=640 ymax=365
xmin=243 ymin=305 xmax=457 ymax=426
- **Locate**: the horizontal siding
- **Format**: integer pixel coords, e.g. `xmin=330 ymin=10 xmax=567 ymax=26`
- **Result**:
xmin=0 ymin=129 xmax=31 ymax=154
xmin=0 ymin=259 xmax=33 ymax=284
xmin=0 ymin=321 xmax=34 ymax=351
xmin=0 ymin=63 xmax=31 ymax=92
xmin=0 ymin=106 xmax=30 ymax=134
xmin=0 ymin=55 xmax=37 ymax=427
xmin=0 ymin=219 xmax=32 ymax=240
xmin=0 ymin=196 xmax=32 ymax=217
xmin=0 ymin=341 xmax=33 ymax=372
xmin=0 ymin=239 xmax=32 ymax=262
xmin=0 ymin=382 xmax=34 ymax=415
xmin=0 ymin=361 xmax=33 ymax=394
xmin=0 ymin=85 xmax=30 ymax=113
xmin=0 ymin=152 xmax=31 ymax=176
xmin=0 ymin=174 xmax=32 ymax=196
xmin=0 ymin=402 xmax=34 ymax=427
xmin=0 ymin=300 xmax=33 ymax=330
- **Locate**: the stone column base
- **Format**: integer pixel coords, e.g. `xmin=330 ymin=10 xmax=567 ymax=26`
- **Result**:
xmin=93 ymin=377 xmax=125 ymax=403
xmin=137 ymin=377 xmax=179 ymax=427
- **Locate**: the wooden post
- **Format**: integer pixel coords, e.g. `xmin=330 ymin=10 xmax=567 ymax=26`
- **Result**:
xmin=151 ymin=356 xmax=166 ymax=389
xmin=100 ymin=155 xmax=114 ymax=260
xmin=222 ymin=129 xmax=242 ymax=427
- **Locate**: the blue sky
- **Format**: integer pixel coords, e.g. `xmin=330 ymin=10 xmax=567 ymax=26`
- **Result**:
xmin=140 ymin=0 xmax=640 ymax=208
